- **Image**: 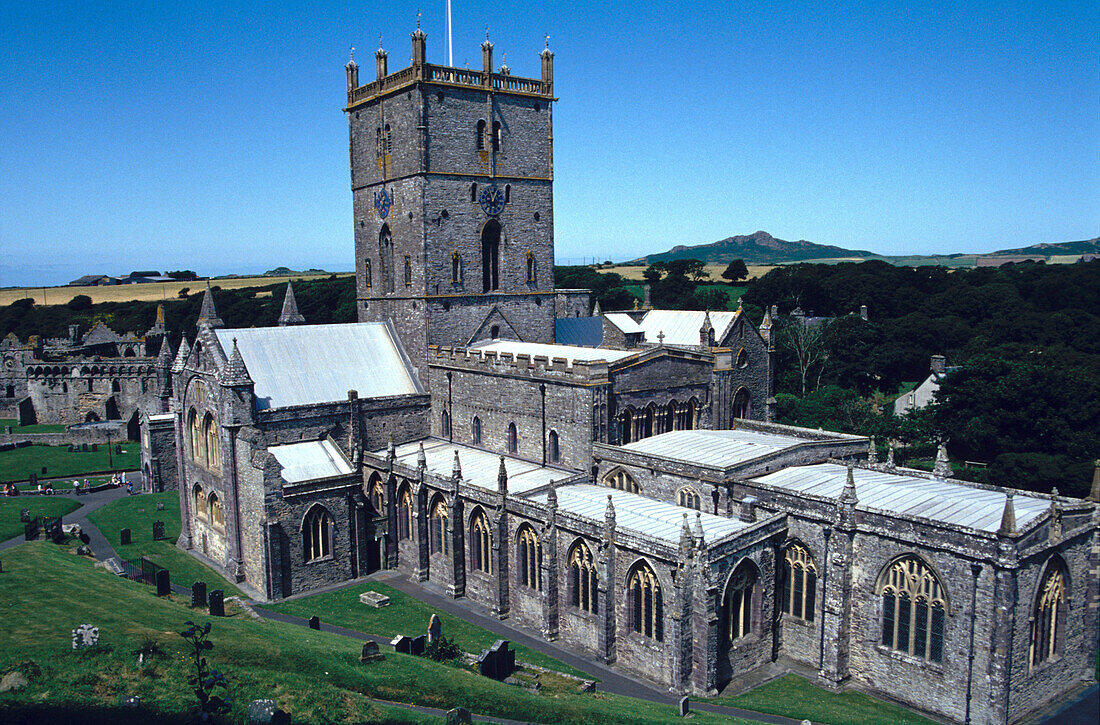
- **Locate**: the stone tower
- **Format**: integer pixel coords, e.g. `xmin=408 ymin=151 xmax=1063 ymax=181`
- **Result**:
xmin=345 ymin=27 xmax=557 ymax=382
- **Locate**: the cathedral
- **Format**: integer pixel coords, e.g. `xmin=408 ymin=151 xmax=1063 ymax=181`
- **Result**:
xmin=140 ymin=27 xmax=1099 ymax=725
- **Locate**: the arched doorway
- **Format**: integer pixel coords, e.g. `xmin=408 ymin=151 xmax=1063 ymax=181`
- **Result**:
xmin=127 ymin=410 xmax=140 ymax=441
xmin=85 ymin=410 xmax=100 ymax=423
xmin=481 ymin=219 xmax=501 ymax=292
xmin=104 ymin=397 xmax=120 ymax=421
xmin=733 ymin=387 xmax=751 ymax=421
xmin=379 ymin=224 xmax=394 ymax=293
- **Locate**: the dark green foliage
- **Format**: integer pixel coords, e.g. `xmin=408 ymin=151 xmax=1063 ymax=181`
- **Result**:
xmin=67 ymin=295 xmax=92 ymax=311
xmin=553 ymin=266 xmax=636 ymax=311
xmin=640 ymin=259 xmax=727 ymax=310
xmin=721 ymin=259 xmax=749 ymax=283
xmin=424 ymin=634 xmax=461 ymax=662
xmin=166 ymin=271 xmax=198 ymax=280
xmin=179 ymin=621 xmax=231 ymax=719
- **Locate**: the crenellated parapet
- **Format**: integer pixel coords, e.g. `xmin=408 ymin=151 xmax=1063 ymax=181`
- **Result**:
xmin=428 ymin=344 xmax=614 ymax=383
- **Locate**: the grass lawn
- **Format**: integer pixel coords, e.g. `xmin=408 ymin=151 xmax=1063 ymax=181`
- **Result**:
xmin=0 ymin=443 xmax=140 ymax=483
xmin=0 ymin=418 xmax=67 ymax=434
xmin=265 ymin=581 xmax=590 ymax=678
xmin=711 ymin=673 xmax=939 ymax=725
xmin=0 ymin=543 xmax=753 ymax=725
xmin=87 ymin=491 xmax=243 ymax=597
xmin=0 ymin=498 xmax=82 ymax=541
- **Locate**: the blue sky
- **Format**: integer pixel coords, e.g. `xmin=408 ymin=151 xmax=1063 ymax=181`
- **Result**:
xmin=1 ymin=1 xmax=1097 ymax=287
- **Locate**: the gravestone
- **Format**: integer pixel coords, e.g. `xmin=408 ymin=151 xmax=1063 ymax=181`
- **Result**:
xmin=308 ymin=615 xmax=320 ymax=630
xmin=28 ymin=473 xmax=36 ymax=487
xmin=19 ymin=509 xmax=31 ymax=523
xmin=72 ymin=623 xmax=99 ymax=649
xmin=23 ymin=520 xmax=39 ymax=541
xmin=248 ymin=699 xmax=289 ymax=725
xmin=191 ymin=581 xmax=208 ymax=608
xmin=81 ymin=444 xmax=88 ymax=452
xmin=209 ymin=589 xmax=225 ymax=616
xmin=490 ymin=640 xmax=514 ymax=678
xmin=0 ymin=558 xmax=4 ymax=573
xmin=120 ymin=528 xmax=131 ymax=546
xmin=79 ymin=531 xmax=90 ymax=544
xmin=68 ymin=445 xmax=75 ymax=452
xmin=91 ymin=443 xmax=98 ymax=452
xmin=43 ymin=516 xmax=63 ymax=543
xmin=390 ymin=635 xmax=412 ymax=654
xmin=155 ymin=569 xmax=170 ymax=597
xmin=679 ymin=696 xmax=689 ymax=717
xmin=428 ymin=613 xmax=441 ymax=642
xmin=116 ymin=444 xmax=123 ymax=454
xmin=358 ymin=590 xmax=390 ymax=608
xmin=359 ymin=641 xmax=383 ymax=663
xmin=410 ymin=634 xmax=426 ymax=656
xmin=152 ymin=520 xmax=165 ymax=541
xmin=76 ymin=545 xmax=92 ymax=556
xmin=445 ymin=707 xmax=472 ymax=725
xmin=156 ymin=502 xmax=165 ymax=511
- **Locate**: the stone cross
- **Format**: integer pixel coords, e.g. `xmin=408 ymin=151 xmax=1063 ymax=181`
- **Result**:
xmin=657 ymin=330 xmax=665 ymax=345
xmin=72 ymin=623 xmax=99 ymax=649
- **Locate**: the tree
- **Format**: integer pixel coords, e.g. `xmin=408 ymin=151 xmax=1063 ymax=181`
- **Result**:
xmin=67 ymin=295 xmax=92 ymax=311
xmin=166 ymin=270 xmax=198 ymax=280
xmin=780 ymin=319 xmax=829 ymax=396
xmin=721 ymin=259 xmax=749 ymax=284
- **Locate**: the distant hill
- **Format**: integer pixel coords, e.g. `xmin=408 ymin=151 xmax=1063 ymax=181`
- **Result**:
xmin=992 ymin=238 xmax=1100 ymax=256
xmin=631 ymin=231 xmax=878 ymax=265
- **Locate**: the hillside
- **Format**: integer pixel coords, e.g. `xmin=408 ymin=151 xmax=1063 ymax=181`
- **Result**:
xmin=992 ymin=237 xmax=1100 ymax=256
xmin=632 ymin=231 xmax=878 ymax=265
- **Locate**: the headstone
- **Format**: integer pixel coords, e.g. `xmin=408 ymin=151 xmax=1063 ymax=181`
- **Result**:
xmin=359 ymin=641 xmax=383 ymax=663
xmin=116 ymin=444 xmax=123 ymax=454
xmin=81 ymin=443 xmax=88 ymax=452
xmin=679 ymin=696 xmax=689 ymax=717
xmin=410 ymin=634 xmax=426 ymax=656
xmin=445 ymin=707 xmax=472 ymax=725
xmin=68 ymin=444 xmax=75 ymax=452
xmin=156 ymin=502 xmax=165 ymax=511
xmin=79 ymin=532 xmax=90 ymax=544
xmin=76 ymin=545 xmax=92 ymax=556
xmin=28 ymin=473 xmax=36 ymax=486
xmin=152 ymin=520 xmax=165 ymax=541
xmin=91 ymin=443 xmax=98 ymax=452
xmin=578 ymin=680 xmax=596 ymax=693
xmin=120 ymin=528 xmax=131 ymax=545
xmin=0 ymin=558 xmax=4 ymax=573
xmin=19 ymin=509 xmax=31 ymax=523
xmin=428 ymin=613 xmax=441 ymax=642
xmin=248 ymin=699 xmax=290 ymax=725
xmin=487 ymin=639 xmax=514 ymax=679
xmin=390 ymin=635 xmax=412 ymax=654
xmin=155 ymin=568 xmax=170 ymax=597
xmin=308 ymin=615 xmax=320 ymax=630
xmin=23 ymin=519 xmax=39 ymax=541
xmin=209 ymin=589 xmax=224 ymax=616
xmin=43 ymin=516 xmax=63 ymax=543
xmin=477 ymin=649 xmax=493 ymax=677
xmin=358 ymin=590 xmax=391 ymax=608
xmin=72 ymin=623 xmax=99 ymax=649
xmin=0 ymin=672 xmax=28 ymax=693
xmin=191 ymin=581 xmax=208 ymax=608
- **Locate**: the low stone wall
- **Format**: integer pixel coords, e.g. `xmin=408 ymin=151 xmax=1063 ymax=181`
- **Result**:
xmin=0 ymin=424 xmax=129 ymax=446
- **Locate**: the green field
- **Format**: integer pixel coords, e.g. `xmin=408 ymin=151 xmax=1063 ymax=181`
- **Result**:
xmin=87 ymin=491 xmax=243 ymax=597
xmin=0 ymin=418 xmax=67 ymax=434
xmin=264 ymin=581 xmax=587 ymax=678
xmin=0 ymin=443 xmax=139 ymax=483
xmin=0 ymin=497 xmax=82 ymax=541
xmin=0 ymin=543 xmax=752 ymax=725
xmin=712 ymin=673 xmax=938 ymax=725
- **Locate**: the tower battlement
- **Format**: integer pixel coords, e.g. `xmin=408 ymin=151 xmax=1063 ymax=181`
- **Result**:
xmin=429 ymin=344 xmax=612 ymax=383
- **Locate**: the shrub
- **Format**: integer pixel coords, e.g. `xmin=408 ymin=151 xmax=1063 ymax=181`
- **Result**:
xmin=425 ymin=634 xmax=461 ymax=662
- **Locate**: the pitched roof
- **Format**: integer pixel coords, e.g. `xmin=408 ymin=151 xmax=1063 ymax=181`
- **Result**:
xmin=269 ymin=439 xmax=354 ymax=483
xmin=212 ymin=323 xmax=420 ymax=410
xmin=638 ymin=309 xmax=740 ymax=346
xmin=620 ymin=428 xmax=830 ymax=469
xmin=554 ymin=316 xmax=603 ymax=347
xmin=604 ymin=313 xmax=644 ymax=334
xmin=382 ymin=437 xmax=569 ymax=494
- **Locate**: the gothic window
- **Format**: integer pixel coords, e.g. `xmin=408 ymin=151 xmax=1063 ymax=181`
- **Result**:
xmin=404 ymin=255 xmax=412 ymax=287
xmin=193 ymin=484 xmax=206 ymax=520
xmin=187 ymin=408 xmax=204 ymax=464
xmin=451 ymin=251 xmax=463 ymax=284
xmin=472 ymin=416 xmax=482 ymax=445
xmin=507 ymin=422 xmax=518 ymax=453
xmin=303 ymin=505 xmax=333 ymax=562
xmin=481 ymin=219 xmax=501 ymax=292
xmin=569 ymin=540 xmax=598 ymax=614
xmin=525 ymin=250 xmax=536 ymax=283
xmin=663 ymin=403 xmax=675 ymax=433
xmin=378 ymin=224 xmax=394 ymax=293
xmin=491 ymin=121 xmax=502 ymax=151
xmin=441 ymin=409 xmax=451 ymax=438
xmin=725 ymin=560 xmax=759 ymax=642
xmin=737 ymin=348 xmax=749 ymax=369
xmin=397 ymin=484 xmax=412 ymax=541
xmin=430 ymin=498 xmax=450 ymax=555
xmin=618 ymin=410 xmax=633 ymax=444
xmin=628 ymin=561 xmax=663 ymax=641
xmin=476 ymin=120 xmax=486 ymax=150
xmin=781 ymin=543 xmax=817 ymax=622
xmin=684 ymin=399 xmax=698 ymax=430
xmin=368 ymin=475 xmax=385 ymax=516
xmin=208 ymin=493 xmax=224 ymax=531
xmin=677 ymin=487 xmax=701 ymax=510
xmin=642 ymin=405 xmax=655 ymax=439
xmin=470 ymin=182 xmax=478 ymax=202
xmin=877 ymin=555 xmax=946 ymax=662
xmin=470 ymin=508 xmax=492 ymax=574
xmin=733 ymin=387 xmax=751 ymax=421
xmin=517 ymin=525 xmax=542 ymax=590
xmin=548 ymin=429 xmax=560 ymax=463
xmin=364 ymin=258 xmax=372 ymax=289
xmin=1030 ymin=561 xmax=1067 ymax=668
xmin=384 ymin=124 xmax=392 ymax=153
xmin=203 ymin=413 xmax=219 ymax=470
xmin=604 ymin=469 xmax=638 ymax=493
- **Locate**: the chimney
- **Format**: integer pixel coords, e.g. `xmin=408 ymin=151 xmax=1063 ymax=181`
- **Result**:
xmin=930 ymin=354 xmax=946 ymax=376
xmin=739 ymin=496 xmax=757 ymax=523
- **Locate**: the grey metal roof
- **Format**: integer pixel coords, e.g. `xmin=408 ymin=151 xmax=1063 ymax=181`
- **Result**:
xmin=269 ymin=439 xmax=354 ymax=483
xmin=638 ymin=310 xmax=741 ymax=346
xmin=213 ymin=323 xmax=419 ymax=410
xmin=752 ymin=463 xmax=1049 ymax=532
xmin=531 ymin=483 xmax=747 ymax=544
xmin=621 ymin=429 xmax=816 ymax=468
xmin=555 ymin=317 xmax=603 ymax=347
xmin=471 ymin=340 xmax=636 ymax=365
xmin=383 ymin=438 xmax=573 ymax=494
xmin=604 ymin=313 xmax=645 ymax=334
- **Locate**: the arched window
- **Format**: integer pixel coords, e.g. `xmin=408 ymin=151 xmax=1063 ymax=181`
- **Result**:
xmin=111 ymin=379 xmax=120 ymax=393
xmin=490 ymin=325 xmax=500 ymax=339
xmin=642 ymin=406 xmax=655 ymax=439
xmin=208 ymin=493 xmax=224 ymax=531
xmin=618 ymin=410 xmax=633 ymax=444
xmin=1030 ymin=561 xmax=1067 ymax=668
xmin=491 ymin=120 xmax=502 ymax=151
xmin=548 ymin=429 xmax=560 ymax=463
xmin=525 ymin=250 xmax=536 ymax=283
xmin=504 ymin=184 xmax=511 ymax=203
xmin=397 ymin=484 xmax=413 ymax=541
xmin=187 ymin=409 xmax=204 ymax=464
xmin=725 ymin=559 xmax=759 ymax=642
xmin=737 ymin=348 xmax=749 ymax=369
xmin=470 ymin=508 xmax=492 ymax=574
xmin=441 ymin=409 xmax=451 ymax=438
xmin=506 ymin=422 xmax=517 ymax=454
xmin=481 ymin=219 xmax=501 ymax=292
xmin=471 ymin=416 xmax=482 ymax=445
xmin=404 ymin=254 xmax=412 ymax=287
xmin=677 ymin=487 xmax=701 ymax=510
xmin=662 ymin=403 xmax=675 ymax=433
xmin=685 ymin=399 xmax=697 ymax=430
xmin=476 ymin=120 xmax=486 ymax=150
xmin=364 ymin=258 xmax=372 ymax=289
xmin=517 ymin=525 xmax=542 ymax=590
xmin=379 ymin=224 xmax=394 ymax=293
xmin=384 ymin=123 xmax=392 ymax=152
xmin=303 ymin=506 xmax=333 ymax=562
xmin=368 ymin=475 xmax=385 ymax=516
xmin=733 ymin=387 xmax=751 ymax=421
xmin=451 ymin=251 xmax=463 ymax=284
xmin=569 ymin=540 xmax=598 ymax=614
xmin=604 ymin=469 xmax=638 ymax=494
xmin=193 ymin=484 xmax=206 ymax=520
xmin=781 ymin=543 xmax=817 ymax=622
xmin=203 ymin=413 xmax=219 ymax=470
xmin=629 ymin=561 xmax=663 ymax=641
xmin=877 ymin=555 xmax=946 ymax=662
xmin=470 ymin=182 xmax=478 ymax=202
xmin=430 ymin=498 xmax=450 ymax=555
